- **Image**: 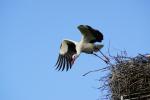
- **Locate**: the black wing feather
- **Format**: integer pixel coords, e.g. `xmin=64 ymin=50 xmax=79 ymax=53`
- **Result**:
xmin=55 ymin=55 xmax=60 ymax=66
xmin=66 ymin=55 xmax=71 ymax=71
xmin=58 ymin=56 xmax=64 ymax=71
xmin=86 ymin=25 xmax=103 ymax=43
xmin=56 ymin=55 xmax=62 ymax=70
xmin=62 ymin=57 xmax=66 ymax=71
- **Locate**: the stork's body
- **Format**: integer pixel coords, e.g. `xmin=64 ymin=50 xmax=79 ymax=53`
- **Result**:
xmin=76 ymin=40 xmax=103 ymax=55
xmin=55 ymin=25 xmax=104 ymax=71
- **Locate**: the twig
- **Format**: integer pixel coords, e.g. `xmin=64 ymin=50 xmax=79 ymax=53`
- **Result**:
xmin=82 ymin=67 xmax=108 ymax=76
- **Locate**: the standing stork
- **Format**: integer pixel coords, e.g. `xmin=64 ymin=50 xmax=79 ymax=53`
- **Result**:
xmin=55 ymin=25 xmax=105 ymax=71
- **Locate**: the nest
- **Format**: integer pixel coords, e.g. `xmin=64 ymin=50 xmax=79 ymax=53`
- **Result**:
xmin=108 ymin=54 xmax=150 ymax=100
xmin=83 ymin=52 xmax=150 ymax=99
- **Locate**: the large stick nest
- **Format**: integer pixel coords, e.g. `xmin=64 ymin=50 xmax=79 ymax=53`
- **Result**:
xmin=83 ymin=52 xmax=150 ymax=99
xmin=83 ymin=53 xmax=150 ymax=100
xmin=109 ymin=54 xmax=150 ymax=100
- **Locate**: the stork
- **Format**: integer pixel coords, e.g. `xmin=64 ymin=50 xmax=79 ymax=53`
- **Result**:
xmin=55 ymin=25 xmax=106 ymax=71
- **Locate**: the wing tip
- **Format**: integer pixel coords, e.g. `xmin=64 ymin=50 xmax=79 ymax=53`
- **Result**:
xmin=55 ymin=55 xmax=74 ymax=72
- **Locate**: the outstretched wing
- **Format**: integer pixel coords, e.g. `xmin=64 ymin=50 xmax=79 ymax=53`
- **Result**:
xmin=77 ymin=25 xmax=103 ymax=43
xmin=55 ymin=40 xmax=77 ymax=71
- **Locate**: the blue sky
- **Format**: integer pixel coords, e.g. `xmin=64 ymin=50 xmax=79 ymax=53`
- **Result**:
xmin=1 ymin=0 xmax=150 ymax=100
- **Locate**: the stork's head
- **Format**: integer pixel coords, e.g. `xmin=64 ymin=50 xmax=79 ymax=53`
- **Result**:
xmin=71 ymin=54 xmax=79 ymax=64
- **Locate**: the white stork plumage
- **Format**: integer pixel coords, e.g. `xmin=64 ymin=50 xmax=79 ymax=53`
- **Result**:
xmin=55 ymin=25 xmax=104 ymax=71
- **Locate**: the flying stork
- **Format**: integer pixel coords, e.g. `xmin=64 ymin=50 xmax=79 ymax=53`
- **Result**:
xmin=55 ymin=25 xmax=105 ymax=71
